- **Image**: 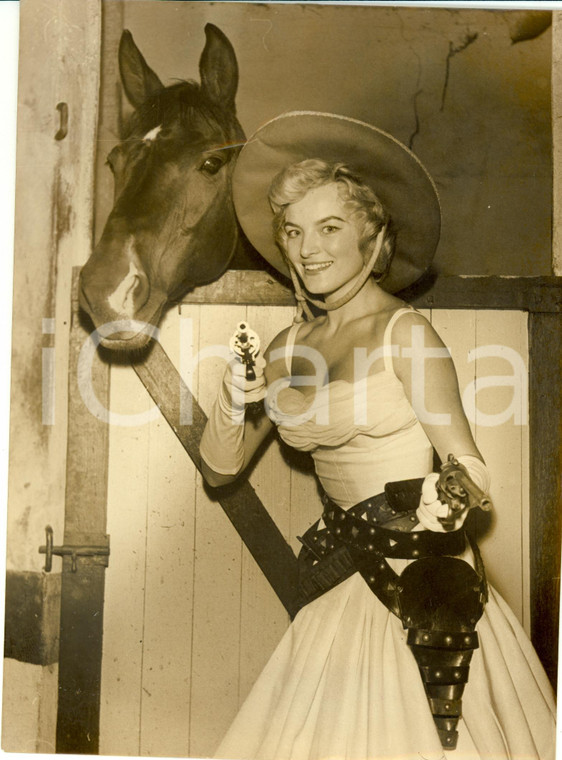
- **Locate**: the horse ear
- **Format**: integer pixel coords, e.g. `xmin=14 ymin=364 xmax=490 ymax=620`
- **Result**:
xmin=119 ymin=30 xmax=164 ymax=109
xmin=199 ymin=24 xmax=239 ymax=108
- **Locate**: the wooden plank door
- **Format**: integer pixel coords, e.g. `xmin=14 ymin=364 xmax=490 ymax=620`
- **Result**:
xmin=99 ymin=303 xmax=297 ymax=757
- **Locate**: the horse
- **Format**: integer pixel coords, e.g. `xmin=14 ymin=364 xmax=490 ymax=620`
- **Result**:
xmin=79 ymin=24 xmax=245 ymax=351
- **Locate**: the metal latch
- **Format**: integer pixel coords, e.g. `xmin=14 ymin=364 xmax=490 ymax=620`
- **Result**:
xmin=39 ymin=525 xmax=110 ymax=573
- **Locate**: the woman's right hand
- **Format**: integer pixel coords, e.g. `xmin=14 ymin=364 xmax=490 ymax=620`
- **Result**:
xmin=222 ymin=355 xmax=267 ymax=421
xmin=200 ymin=354 xmax=271 ymax=487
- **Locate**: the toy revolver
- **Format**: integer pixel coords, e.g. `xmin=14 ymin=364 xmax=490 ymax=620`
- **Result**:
xmin=229 ymin=321 xmax=261 ymax=380
xmin=437 ymin=454 xmax=493 ymax=528
xmin=229 ymin=322 xmax=264 ymax=417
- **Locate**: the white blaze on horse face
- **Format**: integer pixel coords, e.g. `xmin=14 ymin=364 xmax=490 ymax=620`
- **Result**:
xmin=142 ymin=124 xmax=162 ymax=143
xmin=107 ymin=242 xmax=143 ymax=318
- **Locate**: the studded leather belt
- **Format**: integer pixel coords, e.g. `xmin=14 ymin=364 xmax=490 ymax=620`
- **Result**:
xmin=296 ymin=480 xmax=488 ymax=751
xmin=296 ymin=483 xmax=467 ymax=610
xmin=322 ymin=496 xmax=467 ymax=560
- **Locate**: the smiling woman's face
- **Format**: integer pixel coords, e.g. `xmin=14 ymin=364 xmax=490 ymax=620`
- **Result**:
xmin=283 ymin=182 xmax=365 ymax=299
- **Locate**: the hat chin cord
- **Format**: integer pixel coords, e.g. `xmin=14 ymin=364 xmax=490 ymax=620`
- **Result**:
xmin=290 ymin=226 xmax=386 ymax=322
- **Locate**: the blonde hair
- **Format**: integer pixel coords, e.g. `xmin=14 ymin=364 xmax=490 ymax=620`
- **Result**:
xmin=269 ymin=159 xmax=395 ymax=282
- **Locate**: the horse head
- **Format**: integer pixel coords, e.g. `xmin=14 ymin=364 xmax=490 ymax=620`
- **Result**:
xmin=80 ymin=25 xmax=245 ymax=351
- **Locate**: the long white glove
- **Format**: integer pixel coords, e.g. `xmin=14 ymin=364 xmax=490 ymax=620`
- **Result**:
xmin=199 ymin=356 xmax=266 ymax=476
xmin=416 ymin=455 xmax=491 ymax=532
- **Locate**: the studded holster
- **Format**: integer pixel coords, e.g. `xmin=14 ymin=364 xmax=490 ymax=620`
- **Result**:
xmin=296 ymin=480 xmax=488 ymax=750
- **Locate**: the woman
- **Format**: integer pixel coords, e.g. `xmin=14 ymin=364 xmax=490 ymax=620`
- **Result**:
xmin=200 ymin=112 xmax=555 ymax=759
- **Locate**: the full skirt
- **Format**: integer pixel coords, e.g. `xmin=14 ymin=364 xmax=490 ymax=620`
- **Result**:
xmin=215 ymin=573 xmax=556 ymax=760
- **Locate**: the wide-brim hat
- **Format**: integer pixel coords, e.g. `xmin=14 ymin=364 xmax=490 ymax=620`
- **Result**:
xmin=232 ymin=111 xmax=441 ymax=293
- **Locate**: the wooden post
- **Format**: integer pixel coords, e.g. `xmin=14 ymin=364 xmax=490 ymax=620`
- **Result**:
xmin=56 ymin=273 xmax=111 ymax=753
xmin=528 ymin=312 xmax=562 ymax=688
xmin=553 ymin=12 xmax=562 ymax=277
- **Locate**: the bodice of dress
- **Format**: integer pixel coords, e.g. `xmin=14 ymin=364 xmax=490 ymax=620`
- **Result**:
xmin=267 ymin=309 xmax=433 ymax=507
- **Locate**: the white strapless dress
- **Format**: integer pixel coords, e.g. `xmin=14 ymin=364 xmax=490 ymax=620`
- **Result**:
xmin=216 ymin=313 xmax=556 ymax=759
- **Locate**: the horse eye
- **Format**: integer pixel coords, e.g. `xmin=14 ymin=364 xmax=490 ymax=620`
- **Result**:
xmin=199 ymin=155 xmax=225 ymax=176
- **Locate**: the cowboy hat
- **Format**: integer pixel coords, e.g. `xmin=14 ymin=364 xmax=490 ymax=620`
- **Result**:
xmin=232 ymin=111 xmax=441 ymax=293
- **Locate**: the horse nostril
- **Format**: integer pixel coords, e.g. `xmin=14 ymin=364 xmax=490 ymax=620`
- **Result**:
xmin=123 ymin=272 xmax=150 ymax=314
xmin=106 ymin=261 xmax=150 ymax=318
xmin=129 ymin=271 xmax=150 ymax=312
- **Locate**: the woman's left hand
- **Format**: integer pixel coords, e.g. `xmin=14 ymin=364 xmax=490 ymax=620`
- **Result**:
xmin=416 ymin=473 xmax=468 ymax=532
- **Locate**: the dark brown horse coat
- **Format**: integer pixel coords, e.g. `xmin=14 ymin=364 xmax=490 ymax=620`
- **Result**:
xmin=80 ymin=25 xmax=245 ymax=351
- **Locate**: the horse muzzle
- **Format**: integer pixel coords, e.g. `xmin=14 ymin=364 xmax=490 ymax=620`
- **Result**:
xmin=78 ymin=277 xmax=165 ymax=353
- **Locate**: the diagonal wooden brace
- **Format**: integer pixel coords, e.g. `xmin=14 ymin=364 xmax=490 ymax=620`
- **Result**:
xmin=131 ymin=340 xmax=300 ymax=618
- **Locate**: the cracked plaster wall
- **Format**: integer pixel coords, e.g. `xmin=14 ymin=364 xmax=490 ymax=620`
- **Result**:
xmin=118 ymin=2 xmax=552 ymax=278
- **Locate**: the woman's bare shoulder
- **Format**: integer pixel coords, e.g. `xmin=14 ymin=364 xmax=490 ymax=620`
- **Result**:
xmin=389 ymin=308 xmax=446 ymax=349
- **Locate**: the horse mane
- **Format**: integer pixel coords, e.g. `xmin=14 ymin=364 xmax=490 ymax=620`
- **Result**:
xmin=123 ymin=80 xmax=238 ymax=141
